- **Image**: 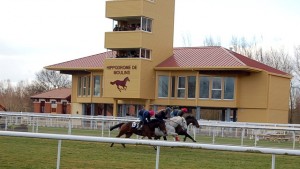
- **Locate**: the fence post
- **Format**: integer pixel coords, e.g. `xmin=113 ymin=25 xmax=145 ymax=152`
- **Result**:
xmin=68 ymin=118 xmax=72 ymax=135
xmin=5 ymin=116 xmax=8 ymax=131
xmin=57 ymin=140 xmax=62 ymax=169
xmin=155 ymin=146 xmax=160 ymax=169
xmin=292 ymin=131 xmax=295 ymax=149
xmin=271 ymin=154 xmax=275 ymax=169
xmin=241 ymin=128 xmax=245 ymax=146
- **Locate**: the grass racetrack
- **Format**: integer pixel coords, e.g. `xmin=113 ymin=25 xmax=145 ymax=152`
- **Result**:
xmin=1 ymin=135 xmax=300 ymax=169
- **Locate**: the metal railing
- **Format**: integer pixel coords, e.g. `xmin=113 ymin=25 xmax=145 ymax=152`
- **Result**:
xmin=2 ymin=112 xmax=300 ymax=149
xmin=1 ymin=131 xmax=300 ymax=169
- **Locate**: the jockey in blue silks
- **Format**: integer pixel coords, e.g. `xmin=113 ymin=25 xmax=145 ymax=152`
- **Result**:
xmin=170 ymin=107 xmax=188 ymax=117
xmin=137 ymin=109 xmax=153 ymax=130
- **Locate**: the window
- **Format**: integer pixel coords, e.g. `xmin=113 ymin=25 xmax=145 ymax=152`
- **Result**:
xmin=87 ymin=76 xmax=90 ymax=96
xmin=188 ymin=76 xmax=196 ymax=98
xmin=93 ymin=75 xmax=101 ymax=97
xmin=51 ymin=100 xmax=57 ymax=113
xmin=112 ymin=48 xmax=151 ymax=59
xmin=112 ymin=16 xmax=152 ymax=32
xmin=224 ymin=77 xmax=235 ymax=99
xmin=199 ymin=76 xmax=210 ymax=99
xmin=78 ymin=77 xmax=82 ymax=96
xmin=78 ymin=76 xmax=91 ymax=97
xmin=140 ymin=48 xmax=151 ymax=59
xmin=171 ymin=76 xmax=176 ymax=98
xmin=141 ymin=17 xmax=152 ymax=32
xmin=212 ymin=77 xmax=222 ymax=99
xmin=158 ymin=76 xmax=169 ymax=98
xmin=177 ymin=76 xmax=186 ymax=98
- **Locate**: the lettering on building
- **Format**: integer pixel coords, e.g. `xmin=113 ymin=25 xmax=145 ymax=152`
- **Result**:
xmin=106 ymin=65 xmax=137 ymax=75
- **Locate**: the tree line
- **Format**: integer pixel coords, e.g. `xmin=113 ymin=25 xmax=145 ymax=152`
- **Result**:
xmin=0 ymin=70 xmax=71 ymax=112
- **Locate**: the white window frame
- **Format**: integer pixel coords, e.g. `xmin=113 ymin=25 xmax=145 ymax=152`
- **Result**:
xmin=177 ymin=76 xmax=186 ymax=98
xmin=211 ymin=77 xmax=222 ymax=100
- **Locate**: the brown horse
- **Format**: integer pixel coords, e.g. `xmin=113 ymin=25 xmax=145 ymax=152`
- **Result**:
xmin=110 ymin=77 xmax=130 ymax=92
xmin=110 ymin=119 xmax=167 ymax=148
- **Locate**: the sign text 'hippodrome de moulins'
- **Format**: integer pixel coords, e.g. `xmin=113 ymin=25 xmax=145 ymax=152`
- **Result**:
xmin=106 ymin=65 xmax=137 ymax=75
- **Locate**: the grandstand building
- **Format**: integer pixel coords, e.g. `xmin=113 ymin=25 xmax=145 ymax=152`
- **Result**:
xmin=45 ymin=0 xmax=291 ymax=123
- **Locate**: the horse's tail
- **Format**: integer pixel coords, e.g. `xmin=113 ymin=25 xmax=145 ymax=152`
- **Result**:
xmin=110 ymin=81 xmax=116 ymax=85
xmin=110 ymin=123 xmax=124 ymax=131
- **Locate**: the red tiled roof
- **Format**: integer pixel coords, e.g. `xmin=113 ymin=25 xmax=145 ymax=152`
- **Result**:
xmin=45 ymin=52 xmax=110 ymax=70
xmin=31 ymin=88 xmax=71 ymax=99
xmin=45 ymin=47 xmax=289 ymax=76
xmin=156 ymin=46 xmax=289 ymax=76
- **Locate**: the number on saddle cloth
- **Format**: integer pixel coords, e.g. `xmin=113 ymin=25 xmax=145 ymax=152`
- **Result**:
xmin=132 ymin=121 xmax=138 ymax=128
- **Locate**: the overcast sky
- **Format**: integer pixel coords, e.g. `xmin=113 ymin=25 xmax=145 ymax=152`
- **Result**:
xmin=1 ymin=0 xmax=300 ymax=84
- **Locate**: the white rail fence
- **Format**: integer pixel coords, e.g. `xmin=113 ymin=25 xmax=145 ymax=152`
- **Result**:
xmin=1 ymin=131 xmax=300 ymax=169
xmin=2 ymin=112 xmax=300 ymax=149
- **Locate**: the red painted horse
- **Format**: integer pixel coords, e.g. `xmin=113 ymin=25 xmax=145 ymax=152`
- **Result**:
xmin=110 ymin=77 xmax=130 ymax=92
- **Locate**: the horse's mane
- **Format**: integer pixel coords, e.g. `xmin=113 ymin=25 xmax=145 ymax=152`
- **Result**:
xmin=185 ymin=115 xmax=194 ymax=119
xmin=149 ymin=118 xmax=162 ymax=123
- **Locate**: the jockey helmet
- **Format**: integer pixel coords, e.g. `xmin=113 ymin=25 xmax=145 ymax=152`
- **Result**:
xmin=165 ymin=107 xmax=172 ymax=114
xmin=149 ymin=110 xmax=155 ymax=117
xmin=181 ymin=108 xmax=188 ymax=113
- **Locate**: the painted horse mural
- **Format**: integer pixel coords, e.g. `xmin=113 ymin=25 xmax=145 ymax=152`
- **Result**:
xmin=110 ymin=77 xmax=130 ymax=92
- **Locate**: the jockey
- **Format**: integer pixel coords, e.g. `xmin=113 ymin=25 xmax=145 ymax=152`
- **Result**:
xmin=171 ymin=107 xmax=188 ymax=117
xmin=137 ymin=109 xmax=152 ymax=130
xmin=155 ymin=107 xmax=172 ymax=121
xmin=177 ymin=108 xmax=188 ymax=117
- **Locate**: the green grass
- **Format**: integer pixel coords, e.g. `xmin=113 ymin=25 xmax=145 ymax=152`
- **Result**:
xmin=1 ymin=136 xmax=300 ymax=169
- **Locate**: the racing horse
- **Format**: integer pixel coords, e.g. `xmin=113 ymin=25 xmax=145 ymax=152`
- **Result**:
xmin=156 ymin=115 xmax=200 ymax=142
xmin=110 ymin=77 xmax=130 ymax=92
xmin=109 ymin=118 xmax=167 ymax=148
xmin=176 ymin=115 xmax=200 ymax=142
xmin=154 ymin=116 xmax=188 ymax=141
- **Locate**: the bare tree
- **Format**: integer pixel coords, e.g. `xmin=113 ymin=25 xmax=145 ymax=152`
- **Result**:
xmin=181 ymin=32 xmax=192 ymax=47
xmin=203 ymin=36 xmax=221 ymax=46
xmin=294 ymin=46 xmax=300 ymax=82
xmin=34 ymin=69 xmax=71 ymax=91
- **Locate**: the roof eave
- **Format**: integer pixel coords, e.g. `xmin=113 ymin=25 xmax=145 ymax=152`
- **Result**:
xmin=44 ymin=67 xmax=104 ymax=71
xmin=154 ymin=66 xmax=262 ymax=72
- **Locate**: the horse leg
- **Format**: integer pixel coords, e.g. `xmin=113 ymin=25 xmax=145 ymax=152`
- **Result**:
xmin=111 ymin=130 xmax=126 ymax=147
xmin=120 ymin=133 xmax=133 ymax=148
xmin=184 ymin=132 xmax=196 ymax=142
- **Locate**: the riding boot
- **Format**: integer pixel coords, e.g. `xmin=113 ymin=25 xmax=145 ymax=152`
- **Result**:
xmin=138 ymin=124 xmax=143 ymax=130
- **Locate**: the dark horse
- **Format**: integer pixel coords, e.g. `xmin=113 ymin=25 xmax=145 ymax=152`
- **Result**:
xmin=158 ymin=115 xmax=200 ymax=142
xmin=176 ymin=115 xmax=200 ymax=142
xmin=110 ymin=77 xmax=130 ymax=92
xmin=110 ymin=119 xmax=167 ymax=148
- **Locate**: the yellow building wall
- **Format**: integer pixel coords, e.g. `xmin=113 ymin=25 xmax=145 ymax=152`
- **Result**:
xmin=71 ymin=103 xmax=82 ymax=115
xmin=266 ymin=75 xmax=290 ymax=123
xmin=238 ymin=108 xmax=268 ymax=122
xmin=267 ymin=109 xmax=288 ymax=123
xmin=268 ymin=75 xmax=290 ymax=111
xmin=237 ymin=72 xmax=268 ymax=108
xmin=106 ymin=0 xmax=144 ymax=19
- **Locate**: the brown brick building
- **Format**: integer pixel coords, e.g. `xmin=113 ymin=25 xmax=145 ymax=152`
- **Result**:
xmin=31 ymin=88 xmax=71 ymax=114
